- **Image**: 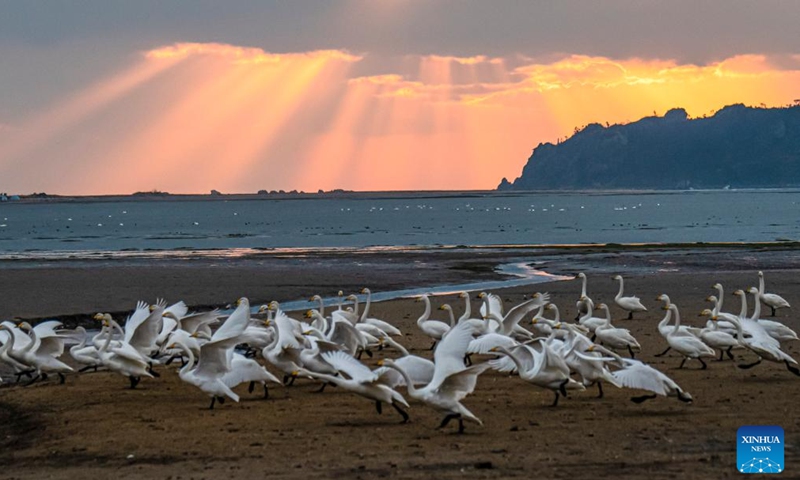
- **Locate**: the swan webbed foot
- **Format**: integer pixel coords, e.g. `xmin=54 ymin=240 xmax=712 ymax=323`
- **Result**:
xmin=738 ymin=359 xmax=762 ymax=370
xmin=429 ymin=341 xmax=437 ymax=350
xmin=677 ymin=391 xmax=693 ymax=403
xmin=558 ymin=379 xmax=569 ymax=397
xmin=785 ymin=361 xmax=800 ymax=377
xmin=630 ymin=394 xmax=657 ymax=404
xmin=457 ymin=418 xmax=465 ymax=434
xmin=771 ymin=306 xmax=776 ymax=317
xmin=464 ymin=354 xmax=472 ymax=366
xmin=128 ymin=376 xmax=140 ymax=389
xmin=315 ymin=382 xmax=328 ymax=393
xmin=654 ymin=346 xmax=671 ymax=358
xmin=392 ymin=401 xmax=410 ymax=423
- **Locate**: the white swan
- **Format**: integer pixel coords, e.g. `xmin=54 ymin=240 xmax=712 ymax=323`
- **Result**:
xmin=95 ymin=317 xmax=153 ymax=389
xmin=359 ymin=288 xmax=402 ymax=336
xmin=746 ymin=287 xmax=798 ymax=342
xmin=653 ymin=294 xmax=701 ymax=358
xmin=69 ymin=326 xmax=102 ymax=372
xmin=416 ymin=295 xmax=450 ymax=349
xmin=663 ymin=304 xmax=715 ymax=369
xmin=698 ymin=308 xmax=739 ymax=361
xmin=593 ymin=303 xmax=641 ymax=358
xmin=377 ymin=321 xmax=489 ymax=433
xmin=758 ymin=271 xmax=790 ymax=316
xmin=491 ymin=342 xmax=585 ymax=407
xmin=12 ymin=321 xmax=73 ymax=384
xmin=296 ymin=351 xmax=410 ymax=422
xmin=575 ymin=272 xmax=592 ymax=319
xmin=612 ymin=275 xmax=647 ymax=319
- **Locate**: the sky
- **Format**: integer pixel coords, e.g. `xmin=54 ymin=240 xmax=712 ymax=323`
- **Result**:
xmin=1 ymin=1 xmax=799 ymax=194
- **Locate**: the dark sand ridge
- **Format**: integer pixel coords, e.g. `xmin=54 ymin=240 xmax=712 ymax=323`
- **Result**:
xmin=1 ymin=248 xmax=800 ymax=478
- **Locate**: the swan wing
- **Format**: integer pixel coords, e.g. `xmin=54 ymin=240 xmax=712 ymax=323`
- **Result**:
xmin=429 ymin=321 xmax=480 ymax=388
xmin=435 ymin=363 xmax=490 ymax=400
xmin=332 ymin=309 xmax=359 ymax=325
xmin=479 ymin=293 xmax=504 ymax=318
xmin=212 ymin=300 xmax=251 ymax=342
xmin=110 ymin=342 xmax=148 ymax=364
xmin=180 ymin=310 xmax=221 ymax=334
xmin=34 ymin=336 xmax=65 ymax=357
xmin=164 ymin=301 xmax=189 ymax=320
xmin=611 ymin=360 xmax=672 ymax=396
xmin=364 ymin=318 xmax=402 ymax=336
xmin=222 ymin=353 xmax=280 ymax=387
xmin=321 ymin=351 xmax=377 ymax=383
xmin=467 ymin=333 xmax=518 ymax=354
xmin=123 ymin=301 xmax=151 ymax=343
xmin=196 ymin=336 xmax=240 ymax=377
xmin=128 ymin=306 xmax=163 ymax=353
xmin=328 ymin=320 xmax=361 ymax=354
xmin=500 ymin=293 xmax=551 ymax=334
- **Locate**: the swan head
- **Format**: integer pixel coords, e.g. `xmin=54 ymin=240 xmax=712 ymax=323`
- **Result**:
xmin=309 ymin=295 xmax=321 ymax=302
xmin=267 ymin=301 xmax=279 ymax=311
xmin=304 ymin=310 xmax=314 ymax=319
xmin=439 ymin=304 xmax=452 ymax=311
xmin=93 ymin=313 xmax=105 ymax=321
xmin=747 ymin=286 xmax=759 ymax=295
xmin=612 ymin=275 xmax=622 ymax=281
xmin=699 ymin=308 xmax=714 ymax=318
xmin=758 ymin=271 xmax=764 ymax=278
xmin=531 ymin=318 xmax=539 ymax=325
xmin=16 ymin=321 xmax=32 ymax=332
xmin=235 ymin=297 xmax=249 ymax=308
xmin=360 ymin=288 xmax=370 ymax=294
xmin=346 ymin=294 xmax=358 ymax=302
xmin=733 ymin=290 xmax=744 ymax=297
xmin=458 ymin=291 xmax=469 ymax=299
xmin=376 ymin=358 xmax=394 ymax=367
xmin=577 ymin=272 xmax=586 ymax=279
xmin=532 ymin=292 xmax=541 ymax=299
xmin=553 ymin=322 xmax=562 ymax=330
xmin=595 ymin=303 xmax=608 ymax=310
xmin=477 ymin=292 xmax=487 ymax=300
xmin=705 ymin=295 xmax=717 ymax=303
xmin=545 ymin=303 xmax=555 ymax=310
xmin=163 ymin=312 xmax=178 ymax=320
xmin=257 ymin=305 xmax=269 ymax=314
xmin=337 ymin=291 xmax=343 ymax=297
xmin=585 ymin=344 xmax=596 ymax=352
xmin=713 ymin=283 xmax=723 ymax=290
xmin=655 ymin=294 xmax=669 ymax=303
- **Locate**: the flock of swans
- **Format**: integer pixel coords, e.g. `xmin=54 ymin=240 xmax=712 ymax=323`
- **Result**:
xmin=0 ymin=271 xmax=796 ymax=433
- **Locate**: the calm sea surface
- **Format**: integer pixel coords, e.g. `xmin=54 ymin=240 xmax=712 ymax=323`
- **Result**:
xmin=0 ymin=190 xmax=798 ymax=258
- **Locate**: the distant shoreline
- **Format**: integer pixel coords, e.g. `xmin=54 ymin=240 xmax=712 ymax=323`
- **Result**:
xmin=4 ymin=187 xmax=800 ymax=205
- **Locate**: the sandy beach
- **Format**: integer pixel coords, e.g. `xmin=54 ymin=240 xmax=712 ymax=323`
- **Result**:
xmin=2 ymin=247 xmax=800 ymax=479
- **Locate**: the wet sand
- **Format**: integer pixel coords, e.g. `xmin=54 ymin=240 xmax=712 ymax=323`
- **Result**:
xmin=2 ymin=249 xmax=800 ymax=479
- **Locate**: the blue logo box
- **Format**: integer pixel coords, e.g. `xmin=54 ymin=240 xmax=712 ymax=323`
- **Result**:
xmin=737 ymin=425 xmax=784 ymax=474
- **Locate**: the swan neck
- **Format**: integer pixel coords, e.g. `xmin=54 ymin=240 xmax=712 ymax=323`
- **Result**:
xmin=388 ymin=363 xmax=418 ymax=395
xmin=750 ymin=291 xmax=761 ymax=320
xmin=417 ymin=297 xmax=431 ymax=324
xmin=615 ymin=278 xmax=624 ymax=299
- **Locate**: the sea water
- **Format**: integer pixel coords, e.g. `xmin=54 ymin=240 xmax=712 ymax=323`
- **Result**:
xmin=0 ymin=189 xmax=798 ymax=258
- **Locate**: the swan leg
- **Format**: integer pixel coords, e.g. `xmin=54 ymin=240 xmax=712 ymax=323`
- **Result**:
xmin=678 ymin=357 xmax=687 ymax=369
xmin=209 ymin=397 xmax=216 ymax=410
xmin=217 ymin=396 xmax=225 ymax=404
xmin=630 ymin=394 xmax=657 ymax=404
xmin=429 ymin=340 xmax=437 ymax=350
xmin=550 ymin=392 xmax=560 ymax=407
xmin=248 ymin=381 xmax=255 ymax=394
xmin=364 ymin=349 xmax=373 ymax=358
xmin=785 ymin=361 xmax=800 ymax=377
xmin=596 ymin=381 xmax=604 ymax=399
xmin=590 ymin=334 xmax=596 ymax=342
xmin=725 ymin=347 xmax=735 ymax=361
xmin=457 ymin=417 xmax=465 ymax=434
xmin=627 ymin=311 xmax=633 ymax=320
xmin=558 ymin=379 xmax=569 ymax=397
xmin=129 ymin=376 xmax=140 ymax=389
xmin=738 ymin=358 xmax=762 ymax=370
xmin=24 ymin=374 xmax=40 ymax=387
xmin=147 ymin=365 xmax=160 ymax=378
xmin=375 ymin=401 xmax=383 ymax=414
xmin=654 ymin=346 xmax=671 ymax=357
xmin=78 ymin=365 xmax=96 ymax=373
xmin=771 ymin=306 xmax=776 ymax=317
xmin=698 ymin=357 xmax=708 ymax=370
xmin=315 ymin=382 xmax=328 ymax=393
xmin=58 ymin=373 xmax=66 ymax=384
xmin=437 ymin=414 xmax=458 ymax=429
xmin=41 ymin=373 xmax=49 ymax=381
xmin=392 ymin=401 xmax=410 ymax=423
xmin=263 ymin=384 xmax=269 ymax=399
xmin=717 ymin=350 xmax=724 ymax=361
xmin=464 ymin=354 xmax=472 ymax=366
xmin=15 ymin=370 xmax=35 ymax=383
xmin=627 ymin=345 xmax=636 ymax=359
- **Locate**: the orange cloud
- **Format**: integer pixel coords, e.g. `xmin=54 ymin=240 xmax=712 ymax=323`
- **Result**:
xmin=2 ymin=44 xmax=800 ymax=194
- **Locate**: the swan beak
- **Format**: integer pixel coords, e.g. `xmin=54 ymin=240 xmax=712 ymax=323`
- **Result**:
xmin=360 ymin=288 xmax=367 ymax=294
xmin=93 ymin=313 xmax=103 ymax=321
xmin=661 ymin=306 xmax=668 ymax=310
xmin=376 ymin=359 xmax=385 ymax=366
xmin=586 ymin=345 xmax=595 ymax=352
xmin=438 ymin=305 xmax=445 ymax=310
xmin=531 ymin=319 xmax=538 ymax=324
xmin=290 ymin=370 xmax=299 ymax=377
xmin=554 ymin=323 xmax=562 ymax=329
xmin=308 ymin=297 xmax=315 ymax=302
xmin=264 ymin=319 xmax=271 ymax=327
xmin=302 ymin=330 xmax=312 ymax=335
